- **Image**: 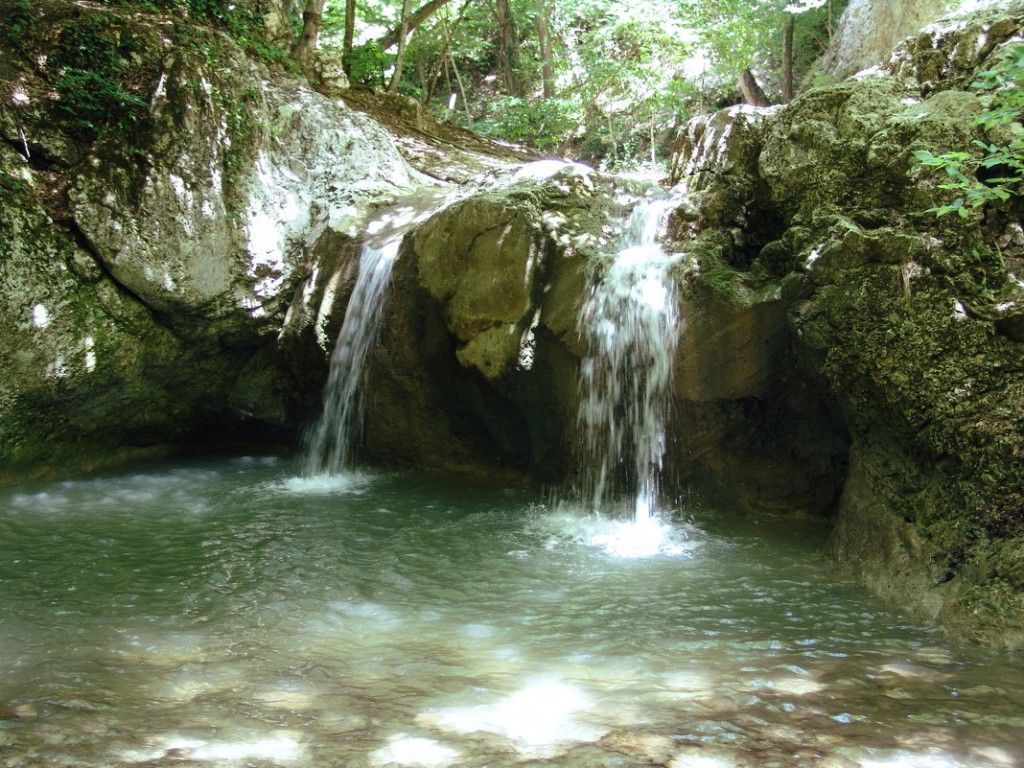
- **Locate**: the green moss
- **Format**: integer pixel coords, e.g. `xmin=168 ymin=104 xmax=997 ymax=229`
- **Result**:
xmin=97 ymin=0 xmax=295 ymax=68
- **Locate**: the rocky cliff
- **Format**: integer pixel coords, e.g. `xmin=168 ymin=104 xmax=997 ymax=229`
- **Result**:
xmin=666 ymin=0 xmax=1024 ymax=644
xmin=0 ymin=0 xmax=423 ymax=476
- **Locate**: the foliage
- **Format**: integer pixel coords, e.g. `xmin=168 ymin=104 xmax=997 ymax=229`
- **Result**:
xmin=348 ymin=42 xmax=388 ymax=88
xmin=914 ymin=45 xmax=1024 ymax=218
xmin=310 ymin=0 xmax=844 ymax=166
xmin=472 ymin=96 xmax=578 ymax=153
xmin=679 ymin=0 xmax=846 ymax=95
xmin=98 ymin=0 xmax=293 ymax=66
xmin=0 ymin=171 xmax=32 ymax=197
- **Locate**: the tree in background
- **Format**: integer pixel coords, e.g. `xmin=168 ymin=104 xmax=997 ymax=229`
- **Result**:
xmin=303 ymin=0 xmax=845 ymax=167
xmin=680 ymin=0 xmax=844 ymax=107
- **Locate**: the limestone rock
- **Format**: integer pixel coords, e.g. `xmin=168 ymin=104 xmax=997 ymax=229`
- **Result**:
xmin=0 ymin=2 xmax=417 ymax=472
xmin=362 ymin=163 xmax=612 ymax=480
xmin=69 ymin=53 xmax=414 ymax=333
xmin=888 ymin=1 xmax=1024 ymax=93
xmin=815 ymin=0 xmax=960 ymax=79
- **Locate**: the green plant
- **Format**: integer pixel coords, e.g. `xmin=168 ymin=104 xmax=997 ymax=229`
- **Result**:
xmin=915 ymin=45 xmax=1024 ymax=218
xmin=347 ymin=42 xmax=386 ymax=88
xmin=98 ymin=0 xmax=294 ymax=68
xmin=470 ymin=95 xmax=580 ymax=152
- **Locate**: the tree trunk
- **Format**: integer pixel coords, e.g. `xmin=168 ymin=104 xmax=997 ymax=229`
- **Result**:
xmin=739 ymin=68 xmax=770 ymax=107
xmin=389 ymin=0 xmax=414 ymax=93
xmin=782 ymin=14 xmax=795 ymax=102
xmin=496 ymin=0 xmax=521 ymax=96
xmin=292 ymin=0 xmax=326 ymax=65
xmin=535 ymin=0 xmax=555 ymax=99
xmin=376 ymin=0 xmax=453 ymax=51
xmin=450 ymin=53 xmax=473 ymax=122
xmin=342 ymin=0 xmax=356 ymax=75
xmin=424 ymin=2 xmax=470 ymax=103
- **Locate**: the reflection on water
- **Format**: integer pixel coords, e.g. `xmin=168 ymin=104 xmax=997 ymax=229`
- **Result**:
xmin=0 ymin=459 xmax=1022 ymax=768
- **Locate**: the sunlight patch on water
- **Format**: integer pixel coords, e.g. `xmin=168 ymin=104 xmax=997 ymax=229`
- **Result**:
xmin=370 ymin=735 xmax=460 ymax=768
xmin=157 ymin=668 xmax=245 ymax=702
xmin=420 ymin=678 xmax=605 ymax=757
xmin=328 ymin=600 xmax=404 ymax=627
xmin=117 ymin=632 xmax=214 ymax=667
xmin=662 ymin=670 xmax=718 ymax=701
xmin=123 ymin=733 xmax=304 ymax=764
xmin=254 ymin=685 xmax=319 ymax=711
xmin=749 ymin=676 xmax=825 ymax=696
xmin=856 ymin=751 xmax=971 ymax=768
xmin=668 ymin=750 xmax=737 ymax=768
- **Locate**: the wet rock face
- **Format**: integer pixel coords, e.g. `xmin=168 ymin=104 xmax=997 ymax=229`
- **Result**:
xmin=362 ymin=164 xmax=610 ymax=481
xmin=0 ymin=2 xmax=416 ymax=471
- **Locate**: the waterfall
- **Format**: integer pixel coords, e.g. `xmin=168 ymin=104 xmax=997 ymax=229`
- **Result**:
xmin=303 ymin=193 xmax=445 ymax=476
xmin=578 ymin=197 xmax=683 ymax=521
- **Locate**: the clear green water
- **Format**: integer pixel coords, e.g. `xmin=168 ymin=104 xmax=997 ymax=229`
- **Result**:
xmin=1 ymin=458 xmax=1022 ymax=768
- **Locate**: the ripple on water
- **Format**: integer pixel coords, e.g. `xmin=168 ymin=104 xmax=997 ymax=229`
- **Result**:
xmin=122 ymin=732 xmax=304 ymax=764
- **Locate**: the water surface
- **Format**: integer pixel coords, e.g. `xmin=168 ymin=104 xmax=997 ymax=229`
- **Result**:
xmin=0 ymin=459 xmax=1021 ymax=767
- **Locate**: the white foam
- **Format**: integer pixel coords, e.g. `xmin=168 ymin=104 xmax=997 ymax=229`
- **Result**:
xmin=275 ymin=472 xmax=373 ymax=495
xmin=532 ymin=509 xmax=698 ymax=559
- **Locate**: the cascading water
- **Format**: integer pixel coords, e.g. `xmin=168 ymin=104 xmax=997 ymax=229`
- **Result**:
xmin=578 ymin=197 xmax=683 ymax=522
xmin=303 ymin=193 xmax=445 ymax=476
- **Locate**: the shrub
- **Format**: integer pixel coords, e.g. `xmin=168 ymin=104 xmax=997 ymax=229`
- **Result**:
xmin=915 ymin=44 xmax=1024 ymax=218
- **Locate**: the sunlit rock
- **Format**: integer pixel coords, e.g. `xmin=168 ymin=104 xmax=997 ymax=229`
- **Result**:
xmin=370 ymin=735 xmax=460 ymax=768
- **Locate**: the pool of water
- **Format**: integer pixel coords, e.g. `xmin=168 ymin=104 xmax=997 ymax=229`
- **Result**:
xmin=0 ymin=458 xmax=1021 ymax=768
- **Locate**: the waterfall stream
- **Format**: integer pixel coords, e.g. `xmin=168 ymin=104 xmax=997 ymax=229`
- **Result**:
xmin=303 ymin=192 xmax=446 ymax=476
xmin=578 ymin=197 xmax=683 ymax=521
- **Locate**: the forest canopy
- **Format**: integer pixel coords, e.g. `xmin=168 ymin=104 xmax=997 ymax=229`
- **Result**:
xmin=85 ymin=0 xmax=846 ymax=166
